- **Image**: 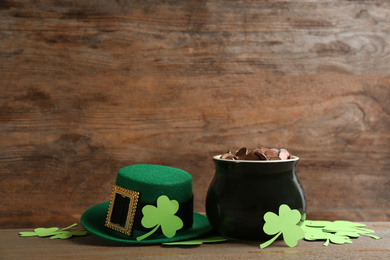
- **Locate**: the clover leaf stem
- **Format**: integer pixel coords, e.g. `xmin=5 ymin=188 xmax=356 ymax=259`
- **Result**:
xmin=323 ymin=238 xmax=330 ymax=247
xmin=260 ymin=231 xmax=282 ymax=249
xmin=136 ymin=225 xmax=160 ymax=241
xmin=59 ymin=223 xmax=77 ymax=232
xmin=365 ymin=234 xmax=381 ymax=240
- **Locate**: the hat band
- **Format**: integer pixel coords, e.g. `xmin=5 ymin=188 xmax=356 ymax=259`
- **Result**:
xmin=132 ymin=195 xmax=194 ymax=233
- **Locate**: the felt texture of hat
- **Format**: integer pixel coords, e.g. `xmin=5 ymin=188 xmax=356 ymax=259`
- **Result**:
xmin=81 ymin=201 xmax=213 ymax=244
xmin=80 ymin=164 xmax=213 ymax=244
xmin=116 ymin=164 xmax=193 ymax=204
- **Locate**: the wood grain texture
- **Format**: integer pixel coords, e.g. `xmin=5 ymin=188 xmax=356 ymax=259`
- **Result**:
xmin=1 ymin=0 xmax=389 ymax=228
xmin=2 ymin=223 xmax=390 ymax=259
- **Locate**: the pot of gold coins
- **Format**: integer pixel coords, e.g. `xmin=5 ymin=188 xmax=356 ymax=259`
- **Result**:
xmin=206 ymin=147 xmax=306 ymax=241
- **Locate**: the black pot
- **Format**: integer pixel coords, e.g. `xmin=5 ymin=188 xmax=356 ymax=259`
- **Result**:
xmin=205 ymin=155 xmax=306 ymax=241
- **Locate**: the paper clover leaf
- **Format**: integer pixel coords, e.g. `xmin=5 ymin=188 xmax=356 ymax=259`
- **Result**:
xmin=302 ymin=220 xmax=381 ymax=246
xmin=302 ymin=224 xmax=352 ymax=246
xmin=162 ymin=236 xmax=227 ymax=246
xmin=258 ymin=207 xmax=381 ymax=248
xmin=260 ymin=204 xmax=305 ymax=249
xmin=19 ymin=223 xmax=88 ymax=239
xmin=136 ymin=195 xmax=184 ymax=241
xmin=19 ymin=227 xmax=61 ymax=237
xmin=50 ymin=230 xmax=89 ymax=239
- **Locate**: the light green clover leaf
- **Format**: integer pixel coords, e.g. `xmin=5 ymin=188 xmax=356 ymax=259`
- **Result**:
xmin=301 ymin=220 xmax=381 ymax=246
xmin=301 ymin=224 xmax=352 ymax=246
xmin=260 ymin=204 xmax=305 ymax=249
xmin=19 ymin=223 xmax=77 ymax=237
xmin=162 ymin=236 xmax=227 ymax=246
xmin=19 ymin=223 xmax=88 ymax=239
xmin=19 ymin=227 xmax=60 ymax=237
xmin=50 ymin=231 xmax=73 ymax=239
xmin=136 ymin=195 xmax=184 ymax=241
xmin=50 ymin=230 xmax=88 ymax=239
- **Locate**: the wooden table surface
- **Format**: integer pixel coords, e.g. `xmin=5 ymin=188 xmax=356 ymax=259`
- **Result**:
xmin=1 ymin=222 xmax=389 ymax=259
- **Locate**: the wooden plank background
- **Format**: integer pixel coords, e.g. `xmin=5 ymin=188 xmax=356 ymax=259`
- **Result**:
xmin=1 ymin=0 xmax=389 ymax=228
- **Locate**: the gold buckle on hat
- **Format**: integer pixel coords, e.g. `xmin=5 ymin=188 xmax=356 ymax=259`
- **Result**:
xmin=105 ymin=185 xmax=140 ymax=236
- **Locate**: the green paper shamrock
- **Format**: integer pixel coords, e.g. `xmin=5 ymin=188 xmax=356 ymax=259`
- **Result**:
xmin=50 ymin=230 xmax=89 ymax=239
xmin=162 ymin=236 xmax=227 ymax=246
xmin=302 ymin=220 xmax=381 ymax=246
xmin=322 ymin=220 xmax=377 ymax=237
xmin=20 ymin=227 xmax=61 ymax=237
xmin=301 ymin=224 xmax=352 ymax=246
xmin=260 ymin=204 xmax=305 ymax=249
xmin=19 ymin=223 xmax=88 ymax=239
xmin=50 ymin=231 xmax=73 ymax=239
xmin=136 ymin=195 xmax=184 ymax=241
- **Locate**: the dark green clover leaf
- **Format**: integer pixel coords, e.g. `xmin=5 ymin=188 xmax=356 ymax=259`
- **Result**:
xmin=260 ymin=204 xmax=305 ymax=249
xmin=136 ymin=195 xmax=184 ymax=241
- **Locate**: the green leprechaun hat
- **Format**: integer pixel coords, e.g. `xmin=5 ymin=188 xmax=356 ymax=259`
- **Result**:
xmin=81 ymin=164 xmax=213 ymax=244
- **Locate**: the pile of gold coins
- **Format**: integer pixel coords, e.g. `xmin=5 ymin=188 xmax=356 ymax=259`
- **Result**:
xmin=220 ymin=147 xmax=291 ymax=161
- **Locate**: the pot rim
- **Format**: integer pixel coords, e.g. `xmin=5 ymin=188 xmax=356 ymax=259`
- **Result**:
xmin=213 ymin=154 xmax=299 ymax=163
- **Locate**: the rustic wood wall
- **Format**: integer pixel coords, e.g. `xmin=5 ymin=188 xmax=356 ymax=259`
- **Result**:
xmin=1 ymin=0 xmax=389 ymax=228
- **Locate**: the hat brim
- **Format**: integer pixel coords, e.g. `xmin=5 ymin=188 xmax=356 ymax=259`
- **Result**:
xmin=81 ymin=201 xmax=213 ymax=244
